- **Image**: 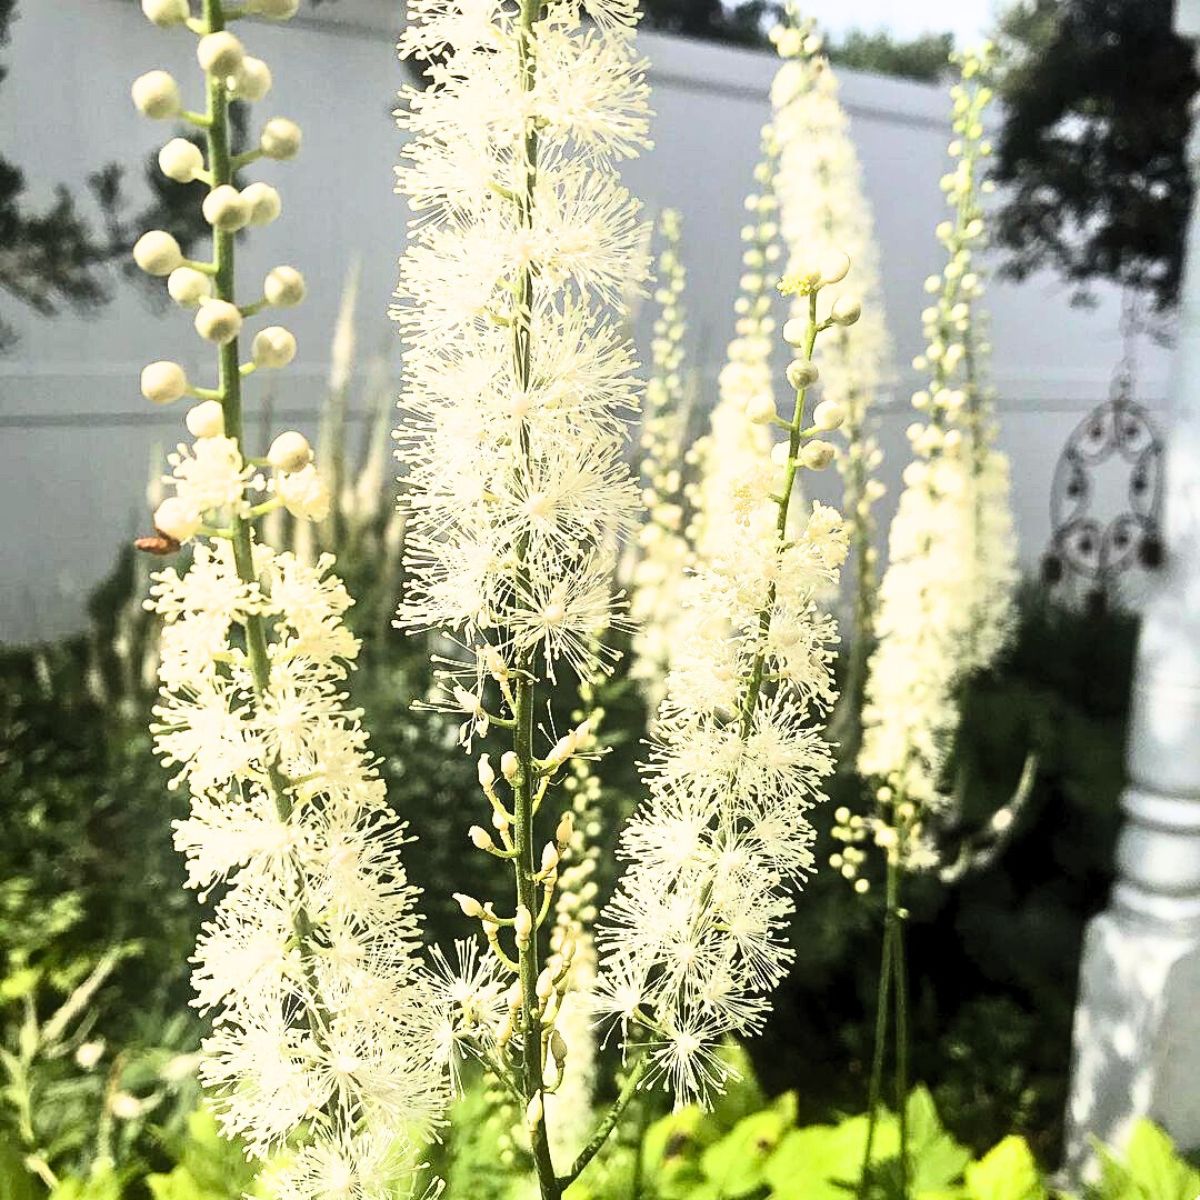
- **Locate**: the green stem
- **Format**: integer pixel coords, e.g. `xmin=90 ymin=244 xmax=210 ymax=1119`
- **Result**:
xmin=559 ymin=1054 xmax=649 ymax=1190
xmin=893 ymin=893 xmax=910 ymax=1200
xmin=858 ymin=892 xmax=894 ymax=1199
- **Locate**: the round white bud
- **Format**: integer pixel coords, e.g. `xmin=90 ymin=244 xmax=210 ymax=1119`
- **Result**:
xmin=131 ymin=71 xmax=182 ymax=120
xmin=248 ymin=0 xmax=300 ymax=16
xmin=264 ymin=265 xmax=306 ymax=307
xmin=452 ymin=893 xmax=484 ymax=919
xmin=786 ymin=359 xmax=819 ymax=390
xmin=141 ymin=0 xmax=190 ymax=25
xmin=746 ymin=393 xmax=776 ymax=424
xmin=801 ymin=440 xmax=836 ymax=470
xmin=782 ymin=317 xmax=807 ymax=346
xmin=202 ymin=184 xmax=251 ymax=232
xmin=158 ymin=138 xmax=204 ymax=184
xmin=260 ymin=117 xmax=302 ymax=160
xmin=813 ymin=399 xmax=846 ymax=431
xmin=185 ymin=400 xmax=225 ymax=439
xmin=196 ymin=32 xmax=245 ymax=79
xmin=230 ymin=57 xmax=272 ymax=102
xmin=267 ymin=430 xmax=312 ymax=473
xmin=514 ymin=906 xmax=533 ymax=944
xmin=153 ymin=498 xmax=202 ymax=543
xmin=469 ymin=826 xmax=494 ymax=851
xmin=194 ymin=300 xmax=243 ymax=345
xmin=140 ymin=361 xmax=188 ymax=405
xmin=132 ymin=230 xmax=183 ymax=276
xmin=830 ymin=295 xmax=862 ymax=326
xmin=242 ymin=182 xmax=282 ymax=227
xmin=252 ymin=326 xmax=297 ymax=369
xmin=818 ymin=250 xmax=851 ymax=285
xmin=167 ymin=266 xmax=212 ymax=308
xmin=501 ymin=751 xmax=519 ymax=781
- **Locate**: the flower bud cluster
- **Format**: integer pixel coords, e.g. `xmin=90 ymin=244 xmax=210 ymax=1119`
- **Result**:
xmin=857 ymin=43 xmax=1017 ymax=872
xmin=630 ymin=209 xmax=695 ymax=705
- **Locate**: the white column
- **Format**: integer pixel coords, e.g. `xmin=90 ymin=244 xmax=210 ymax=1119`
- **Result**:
xmin=1064 ymin=0 xmax=1200 ymax=1174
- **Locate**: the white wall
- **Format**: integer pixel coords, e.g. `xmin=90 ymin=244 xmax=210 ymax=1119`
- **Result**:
xmin=0 ymin=0 xmax=1173 ymax=643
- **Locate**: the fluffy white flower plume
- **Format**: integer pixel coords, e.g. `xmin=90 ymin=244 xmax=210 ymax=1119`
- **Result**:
xmin=393 ymin=0 xmax=650 ymax=709
xmin=148 ymin=544 xmax=447 ymax=1170
xmin=770 ymin=15 xmax=892 ymax=695
xmin=597 ymin=263 xmax=852 ymax=1108
xmin=857 ymin=44 xmax=1017 ymax=865
xmin=629 ymin=209 xmax=694 ymax=705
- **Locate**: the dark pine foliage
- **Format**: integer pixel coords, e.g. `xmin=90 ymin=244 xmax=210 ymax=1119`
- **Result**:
xmin=993 ymin=0 xmax=1198 ymax=313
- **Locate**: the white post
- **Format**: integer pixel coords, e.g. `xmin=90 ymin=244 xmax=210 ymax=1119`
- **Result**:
xmin=1064 ymin=0 xmax=1200 ymax=1174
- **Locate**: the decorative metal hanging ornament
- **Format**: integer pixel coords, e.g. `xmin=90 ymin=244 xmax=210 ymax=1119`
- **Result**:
xmin=1042 ymin=293 xmax=1164 ymax=612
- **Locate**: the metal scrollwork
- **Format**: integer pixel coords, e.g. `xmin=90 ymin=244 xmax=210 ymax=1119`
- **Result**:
xmin=1042 ymin=297 xmax=1164 ymax=611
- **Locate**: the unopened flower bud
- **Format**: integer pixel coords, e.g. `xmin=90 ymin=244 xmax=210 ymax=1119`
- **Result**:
xmin=477 ymin=754 xmax=495 ymax=788
xmin=782 ymin=317 xmax=807 ymax=346
xmin=154 ymin=497 xmax=202 ymax=542
xmin=500 ymin=751 xmax=519 ymax=781
xmin=277 ymin=464 xmax=330 ymax=521
xmin=252 ymin=326 xmax=297 ymax=368
xmin=195 ymin=300 xmax=243 ymax=345
xmin=514 ymin=905 xmax=533 ymax=944
xmin=555 ymin=811 xmax=574 ymax=847
xmin=745 ymin=393 xmax=776 ymax=424
xmin=141 ymin=0 xmax=190 ymax=25
xmin=132 ymin=71 xmax=182 ymax=120
xmin=453 ymin=893 xmax=484 ymax=919
xmin=242 ymin=183 xmax=282 ymax=227
xmin=133 ymin=230 xmax=183 ymax=276
xmin=786 ymin=359 xmax=818 ymax=390
xmin=525 ymin=1095 xmax=543 ymax=1128
xmin=203 ymin=184 xmax=251 ymax=232
xmin=158 ymin=138 xmax=204 ymax=183
xmin=231 ymin=57 xmax=272 ymax=102
xmin=469 ymin=825 xmax=494 ymax=851
xmin=540 ymin=843 xmax=559 ymax=874
xmin=197 ymin=32 xmax=245 ymax=78
xmin=801 ymin=440 xmax=836 ymax=470
xmin=186 ymin=400 xmax=225 ymax=439
xmin=264 ymin=265 xmax=306 ymax=307
xmin=260 ymin=117 xmax=302 ymax=160
xmin=141 ymin=361 xmax=188 ymax=405
xmin=536 ymin=969 xmax=555 ymax=999
xmin=818 ymin=250 xmax=850 ymax=285
xmin=249 ymin=0 xmax=300 ymax=16
xmin=550 ymin=1028 xmax=567 ymax=1066
xmin=812 ymin=399 xmax=845 ymax=431
xmin=167 ymin=266 xmax=212 ymax=308
xmin=830 ymin=295 xmax=862 ymax=326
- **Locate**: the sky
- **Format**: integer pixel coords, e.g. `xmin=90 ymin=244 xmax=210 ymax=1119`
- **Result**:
xmin=807 ymin=0 xmax=999 ymax=45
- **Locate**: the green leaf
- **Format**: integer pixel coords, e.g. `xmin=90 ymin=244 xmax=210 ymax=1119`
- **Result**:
xmin=765 ymin=1113 xmax=900 ymax=1200
xmin=1120 ymin=1119 xmax=1200 ymax=1200
xmin=700 ymin=1107 xmax=791 ymax=1198
xmin=964 ymin=1136 xmax=1045 ymax=1200
xmin=905 ymin=1087 xmax=971 ymax=1190
xmin=0 ymin=1138 xmax=37 ymax=1200
xmin=643 ymin=1107 xmax=720 ymax=1188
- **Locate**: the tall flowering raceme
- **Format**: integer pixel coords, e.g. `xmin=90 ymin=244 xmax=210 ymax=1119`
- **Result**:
xmin=770 ymin=14 xmax=892 ymax=742
xmin=856 ymin=43 xmax=1017 ymax=869
xmin=595 ymin=263 xmax=858 ymax=1108
xmin=392 ymin=0 xmax=649 ymax=1195
xmin=129 ymin=3 xmax=444 ymax=1196
xmin=630 ymin=209 xmax=693 ymax=705
xmin=850 ymin=45 xmax=1018 ymax=1195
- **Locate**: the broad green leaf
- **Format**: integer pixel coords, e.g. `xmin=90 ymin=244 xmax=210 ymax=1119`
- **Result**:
xmin=964 ymin=1136 xmax=1045 ymax=1200
xmin=700 ymin=1107 xmax=791 ymax=1198
xmin=905 ymin=1087 xmax=971 ymax=1190
xmin=765 ymin=1114 xmax=900 ymax=1200
xmin=1120 ymin=1119 xmax=1200 ymax=1200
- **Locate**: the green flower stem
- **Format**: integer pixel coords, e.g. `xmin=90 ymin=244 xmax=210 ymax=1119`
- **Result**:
xmin=504 ymin=0 xmax=560 ymax=1193
xmin=558 ymin=1053 xmax=649 ymax=1190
